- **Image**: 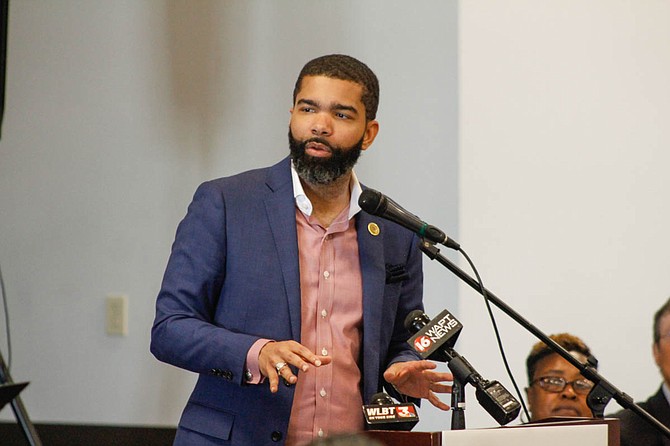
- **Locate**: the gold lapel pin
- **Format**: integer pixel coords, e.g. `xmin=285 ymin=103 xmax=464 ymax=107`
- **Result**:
xmin=367 ymin=222 xmax=380 ymax=236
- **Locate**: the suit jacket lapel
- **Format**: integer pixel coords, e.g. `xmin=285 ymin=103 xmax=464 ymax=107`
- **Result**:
xmin=357 ymin=210 xmax=386 ymax=399
xmin=264 ymin=158 xmax=302 ymax=342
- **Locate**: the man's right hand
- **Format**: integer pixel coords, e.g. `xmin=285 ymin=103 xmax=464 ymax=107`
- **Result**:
xmin=259 ymin=341 xmax=331 ymax=393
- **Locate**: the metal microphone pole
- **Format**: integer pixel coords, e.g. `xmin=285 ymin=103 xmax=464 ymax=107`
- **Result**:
xmin=419 ymin=239 xmax=670 ymax=440
xmin=0 ymin=352 xmax=42 ymax=445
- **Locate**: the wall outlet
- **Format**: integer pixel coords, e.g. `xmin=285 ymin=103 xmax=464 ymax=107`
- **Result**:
xmin=106 ymin=294 xmax=128 ymax=336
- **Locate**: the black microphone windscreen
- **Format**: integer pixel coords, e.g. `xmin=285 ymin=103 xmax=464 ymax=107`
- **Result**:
xmin=358 ymin=189 xmax=385 ymax=215
xmin=404 ymin=310 xmax=429 ymax=334
xmin=370 ymin=392 xmax=395 ymax=405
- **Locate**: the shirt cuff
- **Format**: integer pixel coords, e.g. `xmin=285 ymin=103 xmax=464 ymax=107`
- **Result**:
xmin=244 ymin=339 xmax=273 ymax=384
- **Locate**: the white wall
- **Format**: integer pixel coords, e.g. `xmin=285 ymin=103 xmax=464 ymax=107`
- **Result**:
xmin=0 ymin=0 xmax=459 ymax=430
xmin=459 ymin=0 xmax=670 ymax=427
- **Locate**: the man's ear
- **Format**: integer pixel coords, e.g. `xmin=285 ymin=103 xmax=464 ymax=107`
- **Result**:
xmin=654 ymin=342 xmax=662 ymax=368
xmin=361 ymin=120 xmax=379 ymax=151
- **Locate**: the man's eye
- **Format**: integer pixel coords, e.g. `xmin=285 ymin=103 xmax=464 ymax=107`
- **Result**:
xmin=335 ymin=112 xmax=350 ymax=119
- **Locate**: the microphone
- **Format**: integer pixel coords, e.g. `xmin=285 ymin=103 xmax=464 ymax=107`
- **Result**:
xmin=404 ymin=310 xmax=521 ymax=426
xmin=405 ymin=309 xmax=463 ymax=363
xmin=358 ymin=189 xmax=460 ymax=250
xmin=362 ymin=392 xmax=420 ymax=431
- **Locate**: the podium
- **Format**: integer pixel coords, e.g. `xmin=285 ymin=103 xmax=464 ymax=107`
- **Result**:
xmin=365 ymin=418 xmax=619 ymax=446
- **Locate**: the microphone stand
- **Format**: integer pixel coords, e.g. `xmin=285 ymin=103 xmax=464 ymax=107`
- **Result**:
xmin=0 ymin=352 xmax=42 ymax=445
xmin=419 ymin=239 xmax=670 ymax=439
xmin=441 ymin=344 xmax=520 ymax=427
xmin=450 ymin=376 xmax=466 ymax=430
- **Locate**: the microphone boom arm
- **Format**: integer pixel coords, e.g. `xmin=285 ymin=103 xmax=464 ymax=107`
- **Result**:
xmin=419 ymin=239 xmax=670 ymax=439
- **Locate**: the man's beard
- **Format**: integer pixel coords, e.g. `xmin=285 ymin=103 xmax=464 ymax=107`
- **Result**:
xmin=289 ymin=129 xmax=363 ymax=185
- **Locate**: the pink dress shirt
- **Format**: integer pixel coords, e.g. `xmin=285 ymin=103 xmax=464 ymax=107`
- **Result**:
xmin=246 ymin=166 xmax=365 ymax=445
xmin=285 ymin=204 xmax=364 ymax=445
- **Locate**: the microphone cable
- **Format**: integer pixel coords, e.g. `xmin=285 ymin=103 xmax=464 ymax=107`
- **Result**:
xmin=0 ymin=261 xmax=11 ymax=370
xmin=455 ymin=245 xmax=531 ymax=421
xmin=359 ymin=187 xmax=531 ymax=419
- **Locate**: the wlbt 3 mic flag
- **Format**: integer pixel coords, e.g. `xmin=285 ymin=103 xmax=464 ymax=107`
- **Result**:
xmin=362 ymin=392 xmax=419 ymax=431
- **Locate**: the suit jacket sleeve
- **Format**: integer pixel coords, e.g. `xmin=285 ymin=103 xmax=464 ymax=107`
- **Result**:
xmin=150 ymin=180 xmax=259 ymax=384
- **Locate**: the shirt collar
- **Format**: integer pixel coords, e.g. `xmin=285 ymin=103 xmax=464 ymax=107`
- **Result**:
xmin=290 ymin=161 xmax=362 ymax=220
xmin=662 ymin=382 xmax=670 ymax=406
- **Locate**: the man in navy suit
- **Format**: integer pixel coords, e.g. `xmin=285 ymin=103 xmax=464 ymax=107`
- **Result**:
xmin=151 ymin=54 xmax=452 ymax=446
xmin=613 ymin=298 xmax=670 ymax=446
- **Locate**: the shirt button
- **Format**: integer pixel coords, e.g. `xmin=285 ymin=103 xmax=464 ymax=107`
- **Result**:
xmin=321 ymin=309 xmax=328 ymax=318
xmin=318 ymin=428 xmax=324 ymax=437
xmin=323 ymin=271 xmax=330 ymax=279
xmin=321 ymin=348 xmax=328 ymax=356
xmin=320 ymin=388 xmax=327 ymax=398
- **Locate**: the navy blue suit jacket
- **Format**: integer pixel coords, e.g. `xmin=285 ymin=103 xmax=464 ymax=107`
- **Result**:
xmin=151 ymin=157 xmax=424 ymax=445
xmin=613 ymin=386 xmax=670 ymax=446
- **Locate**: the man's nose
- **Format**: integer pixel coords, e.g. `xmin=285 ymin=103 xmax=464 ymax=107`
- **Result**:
xmin=311 ymin=113 xmax=332 ymax=136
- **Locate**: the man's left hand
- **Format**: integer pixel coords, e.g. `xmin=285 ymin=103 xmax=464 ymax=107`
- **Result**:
xmin=383 ymin=360 xmax=453 ymax=411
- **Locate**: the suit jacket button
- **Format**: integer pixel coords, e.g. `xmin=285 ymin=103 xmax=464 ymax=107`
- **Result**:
xmin=223 ymin=370 xmax=233 ymax=380
xmin=271 ymin=431 xmax=282 ymax=442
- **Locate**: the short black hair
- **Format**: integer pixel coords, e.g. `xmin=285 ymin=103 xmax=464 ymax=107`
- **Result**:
xmin=293 ymin=54 xmax=380 ymax=121
xmin=526 ymin=333 xmax=595 ymax=383
xmin=653 ymin=297 xmax=670 ymax=344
